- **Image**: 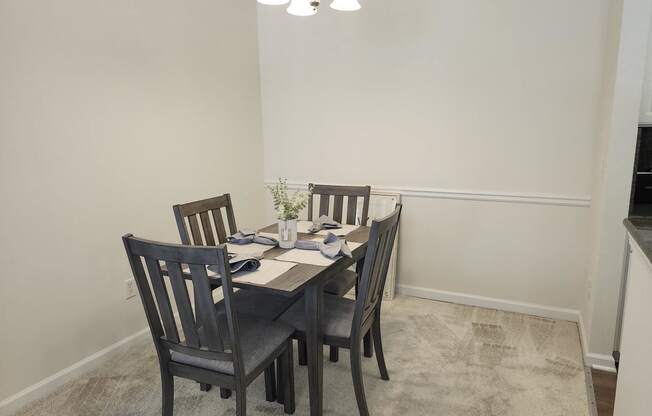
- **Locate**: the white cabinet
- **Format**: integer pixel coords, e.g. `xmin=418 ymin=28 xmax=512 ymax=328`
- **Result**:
xmin=641 ymin=23 xmax=652 ymax=123
xmin=613 ymin=237 xmax=652 ymax=415
xmin=641 ymin=71 xmax=652 ymax=123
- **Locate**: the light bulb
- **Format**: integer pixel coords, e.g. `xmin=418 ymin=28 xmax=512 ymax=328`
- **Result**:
xmin=287 ymin=0 xmax=318 ymax=16
xmin=257 ymin=0 xmax=290 ymax=5
xmin=330 ymin=0 xmax=361 ymax=11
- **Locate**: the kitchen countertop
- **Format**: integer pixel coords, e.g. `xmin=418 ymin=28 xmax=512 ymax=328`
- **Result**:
xmin=624 ymin=217 xmax=652 ymax=263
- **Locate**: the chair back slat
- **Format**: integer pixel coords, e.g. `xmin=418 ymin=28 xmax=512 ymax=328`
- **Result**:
xmin=209 ymin=251 xmax=245 ymax=376
xmin=187 ymin=214 xmax=204 ymax=246
xmin=333 ymin=195 xmax=344 ymax=223
xmin=309 ymin=184 xmax=371 ymax=226
xmin=211 ymin=209 xmax=228 ymax=244
xmin=346 ymin=196 xmax=358 ymax=225
xmin=188 ymin=263 xmax=225 ymax=352
xmin=353 ymin=205 xmax=402 ymax=332
xmin=173 ymin=194 xmax=238 ymax=246
xmin=319 ymin=194 xmax=330 ymax=217
xmin=165 ymin=261 xmax=200 ymax=348
xmin=144 ymin=257 xmax=180 ymax=343
xmin=225 ymin=195 xmax=238 ymax=237
xmin=122 ymin=235 xmax=242 ymax=371
xmin=199 ymin=211 xmax=216 ymax=246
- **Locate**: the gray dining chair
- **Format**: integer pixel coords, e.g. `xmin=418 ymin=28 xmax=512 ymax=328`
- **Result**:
xmin=302 ymin=184 xmax=372 ymax=363
xmin=278 ymin=204 xmax=402 ymax=416
xmin=122 ymin=235 xmax=296 ymax=416
xmin=173 ymin=194 xmax=300 ymax=396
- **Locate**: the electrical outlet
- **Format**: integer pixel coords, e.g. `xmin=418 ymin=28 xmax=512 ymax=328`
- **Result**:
xmin=125 ymin=279 xmax=137 ymax=299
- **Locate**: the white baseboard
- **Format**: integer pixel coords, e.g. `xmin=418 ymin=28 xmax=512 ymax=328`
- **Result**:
xmin=0 ymin=327 xmax=150 ymax=416
xmin=2 ymin=287 xmax=617 ymax=416
xmin=397 ymin=284 xmax=582 ymax=322
xmin=397 ymin=284 xmax=618 ymax=372
xmin=585 ymin=354 xmax=617 ymax=373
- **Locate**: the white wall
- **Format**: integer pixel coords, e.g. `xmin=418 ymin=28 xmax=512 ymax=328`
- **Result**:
xmin=0 ymin=0 xmax=263 ymax=404
xmin=258 ymin=0 xmax=611 ymax=312
xmin=584 ymin=0 xmax=652 ymax=368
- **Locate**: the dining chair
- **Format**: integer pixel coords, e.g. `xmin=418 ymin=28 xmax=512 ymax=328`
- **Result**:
xmin=122 ymin=235 xmax=296 ymax=416
xmin=278 ymin=204 xmax=402 ymax=416
xmin=174 ymin=194 xmax=294 ymax=310
xmin=303 ymin=184 xmax=372 ymax=363
xmin=173 ymin=194 xmax=300 ymax=396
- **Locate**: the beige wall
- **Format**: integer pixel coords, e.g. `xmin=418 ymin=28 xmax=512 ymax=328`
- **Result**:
xmin=0 ymin=0 xmax=263 ymax=402
xmin=258 ymin=0 xmax=612 ymax=311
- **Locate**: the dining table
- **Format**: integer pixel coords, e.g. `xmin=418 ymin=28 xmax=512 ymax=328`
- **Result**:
xmin=211 ymin=222 xmax=370 ymax=416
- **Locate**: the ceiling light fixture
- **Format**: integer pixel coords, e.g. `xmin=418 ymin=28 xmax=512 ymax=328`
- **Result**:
xmin=257 ymin=0 xmax=290 ymax=5
xmin=258 ymin=0 xmax=361 ymax=17
xmin=330 ymin=0 xmax=361 ymax=11
xmin=286 ymin=0 xmax=318 ymax=16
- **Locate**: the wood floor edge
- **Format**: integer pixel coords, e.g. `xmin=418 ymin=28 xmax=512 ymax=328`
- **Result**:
xmin=585 ymin=366 xmax=600 ymax=416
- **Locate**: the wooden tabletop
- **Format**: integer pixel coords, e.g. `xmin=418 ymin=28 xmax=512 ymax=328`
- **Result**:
xmin=228 ymin=223 xmax=370 ymax=297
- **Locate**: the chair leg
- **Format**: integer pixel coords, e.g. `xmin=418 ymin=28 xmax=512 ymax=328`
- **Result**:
xmin=161 ymin=371 xmax=174 ymax=416
xmin=236 ymin=387 xmax=246 ymax=416
xmin=329 ymin=346 xmax=339 ymax=362
xmin=363 ymin=331 xmax=373 ymax=358
xmin=284 ymin=342 xmax=296 ymax=414
xmin=372 ymin=318 xmax=389 ymax=381
xmin=220 ymin=388 xmax=232 ymax=399
xmin=298 ymin=340 xmax=307 ymax=366
xmin=199 ymin=383 xmax=211 ymax=392
xmin=350 ymin=336 xmax=370 ymax=416
xmin=265 ymin=364 xmax=277 ymax=402
xmin=277 ymin=355 xmax=285 ymax=405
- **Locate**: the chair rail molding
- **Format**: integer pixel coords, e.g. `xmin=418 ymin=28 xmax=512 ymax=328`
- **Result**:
xmin=265 ymin=180 xmax=592 ymax=208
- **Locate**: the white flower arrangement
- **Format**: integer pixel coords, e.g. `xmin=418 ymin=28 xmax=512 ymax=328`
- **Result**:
xmin=267 ymin=178 xmax=313 ymax=221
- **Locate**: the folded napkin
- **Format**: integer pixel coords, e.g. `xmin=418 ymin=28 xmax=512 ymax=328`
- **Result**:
xmin=208 ymin=253 xmax=262 ymax=275
xmin=307 ymin=215 xmax=342 ymax=234
xmin=228 ymin=229 xmax=279 ymax=246
xmin=294 ymin=232 xmax=352 ymax=259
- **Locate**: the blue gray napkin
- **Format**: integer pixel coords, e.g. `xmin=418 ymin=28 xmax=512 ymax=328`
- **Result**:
xmin=307 ymin=215 xmax=342 ymax=234
xmin=228 ymin=229 xmax=279 ymax=246
xmin=294 ymin=232 xmax=352 ymax=259
xmin=208 ymin=253 xmax=262 ymax=275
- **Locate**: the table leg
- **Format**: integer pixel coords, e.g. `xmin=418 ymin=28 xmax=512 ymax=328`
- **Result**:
xmin=305 ymin=281 xmax=324 ymax=416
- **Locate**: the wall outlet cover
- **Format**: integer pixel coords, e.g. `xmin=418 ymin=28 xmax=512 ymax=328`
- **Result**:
xmin=125 ymin=279 xmax=137 ymax=300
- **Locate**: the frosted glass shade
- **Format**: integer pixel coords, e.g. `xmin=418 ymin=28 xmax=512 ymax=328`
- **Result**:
xmin=287 ymin=0 xmax=317 ymax=16
xmin=257 ymin=0 xmax=290 ymax=5
xmin=330 ymin=0 xmax=361 ymax=11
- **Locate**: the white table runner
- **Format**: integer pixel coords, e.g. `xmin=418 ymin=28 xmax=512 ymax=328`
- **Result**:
xmin=275 ymin=242 xmax=363 ymax=266
xmin=226 ymin=242 xmax=275 ymax=256
xmin=181 ymin=259 xmax=297 ymax=286
xmin=233 ymin=259 xmax=297 ymax=285
xmin=281 ymin=221 xmax=361 ymax=237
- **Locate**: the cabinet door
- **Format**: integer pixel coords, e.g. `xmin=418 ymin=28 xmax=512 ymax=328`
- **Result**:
xmin=613 ymin=239 xmax=652 ymax=415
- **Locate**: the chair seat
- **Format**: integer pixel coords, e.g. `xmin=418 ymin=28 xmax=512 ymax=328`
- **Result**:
xmin=216 ymin=289 xmax=299 ymax=320
xmin=323 ymin=269 xmax=357 ymax=297
xmin=278 ymin=294 xmax=355 ymax=340
xmin=171 ymin=314 xmax=293 ymax=376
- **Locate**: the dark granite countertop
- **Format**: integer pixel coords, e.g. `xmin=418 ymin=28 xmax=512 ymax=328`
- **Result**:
xmin=624 ymin=217 xmax=652 ymax=263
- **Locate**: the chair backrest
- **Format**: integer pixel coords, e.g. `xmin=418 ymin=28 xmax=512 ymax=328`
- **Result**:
xmin=308 ymin=184 xmax=371 ymax=226
xmin=122 ymin=235 xmax=243 ymax=376
xmin=353 ymin=204 xmax=402 ymax=335
xmin=173 ymin=194 xmax=238 ymax=246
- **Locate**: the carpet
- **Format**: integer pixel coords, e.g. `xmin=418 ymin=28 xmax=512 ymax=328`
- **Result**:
xmin=12 ymin=296 xmax=589 ymax=416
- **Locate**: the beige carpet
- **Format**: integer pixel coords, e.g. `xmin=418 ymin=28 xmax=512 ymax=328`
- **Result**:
xmin=13 ymin=296 xmax=589 ymax=416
